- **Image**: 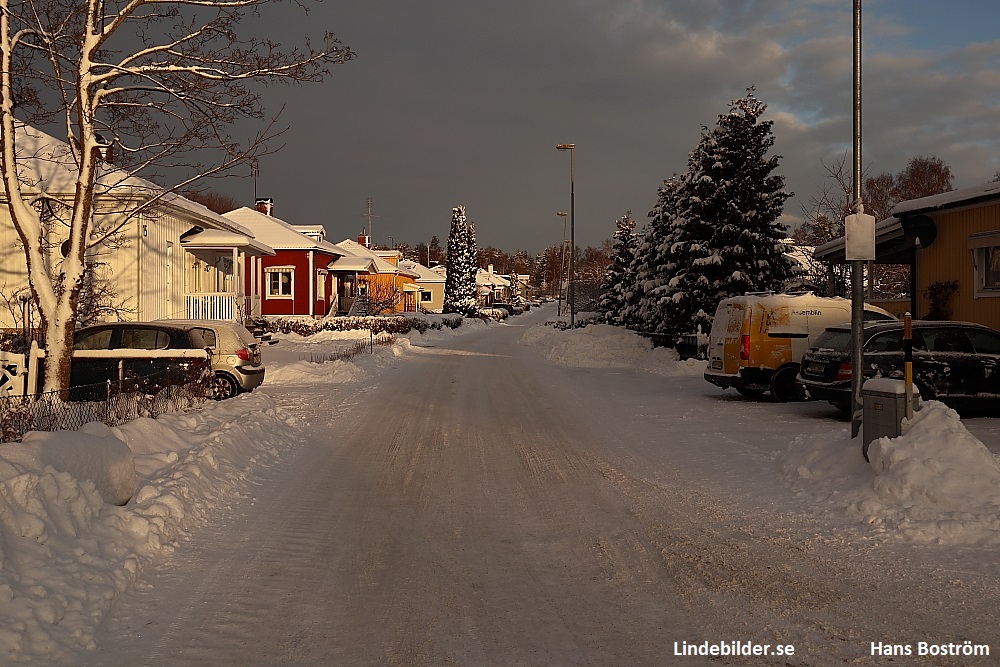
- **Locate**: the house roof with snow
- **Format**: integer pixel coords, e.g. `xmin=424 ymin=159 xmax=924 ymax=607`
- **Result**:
xmin=399 ymin=260 xmax=446 ymax=283
xmin=1 ymin=123 xmax=260 ymax=239
xmin=813 ymin=180 xmax=1000 ymax=264
xmin=476 ymin=268 xmax=510 ymax=288
xmin=336 ymin=239 xmax=420 ymax=277
xmin=223 ymin=207 xmax=347 ymax=256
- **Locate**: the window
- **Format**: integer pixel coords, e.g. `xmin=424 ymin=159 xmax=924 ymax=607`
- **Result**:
xmin=74 ymin=329 xmax=113 ymax=351
xmin=968 ymin=233 xmax=1000 ymax=297
xmin=420 ymin=291 xmax=433 ymax=302
xmin=921 ymin=328 xmax=973 ymax=354
xmin=316 ymin=271 xmax=326 ymax=300
xmin=967 ymin=328 xmax=1000 ymax=355
xmin=984 ymin=247 xmax=1000 ymax=290
xmin=194 ymin=327 xmax=217 ymax=350
xmin=864 ymin=330 xmax=903 ymax=353
xmin=120 ymin=328 xmax=170 ymax=350
xmin=265 ymin=266 xmax=294 ymax=299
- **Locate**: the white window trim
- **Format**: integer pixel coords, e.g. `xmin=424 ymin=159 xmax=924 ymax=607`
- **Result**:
xmin=265 ymin=265 xmax=295 ymax=300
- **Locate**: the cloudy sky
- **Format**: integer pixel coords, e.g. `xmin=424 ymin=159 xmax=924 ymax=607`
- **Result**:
xmin=216 ymin=0 xmax=1000 ymax=254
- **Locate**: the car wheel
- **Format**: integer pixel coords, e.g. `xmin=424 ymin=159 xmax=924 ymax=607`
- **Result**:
xmin=736 ymin=386 xmax=766 ymax=398
xmin=210 ymin=372 xmax=240 ymax=400
xmin=771 ymin=366 xmax=806 ymax=403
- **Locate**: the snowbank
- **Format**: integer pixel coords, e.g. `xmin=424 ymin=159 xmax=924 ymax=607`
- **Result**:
xmin=782 ymin=401 xmax=1000 ymax=546
xmin=0 ymin=423 xmax=135 ymax=505
xmin=0 ymin=328 xmax=432 ymax=664
xmin=519 ymin=322 xmax=707 ymax=376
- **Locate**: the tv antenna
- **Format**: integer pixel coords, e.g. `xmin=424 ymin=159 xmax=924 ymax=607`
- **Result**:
xmin=361 ymin=196 xmax=380 ymax=243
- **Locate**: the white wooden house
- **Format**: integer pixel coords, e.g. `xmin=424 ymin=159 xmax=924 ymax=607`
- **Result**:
xmin=0 ymin=125 xmax=274 ymax=328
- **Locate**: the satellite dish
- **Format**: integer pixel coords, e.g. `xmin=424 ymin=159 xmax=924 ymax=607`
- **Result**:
xmin=902 ymin=214 xmax=937 ymax=248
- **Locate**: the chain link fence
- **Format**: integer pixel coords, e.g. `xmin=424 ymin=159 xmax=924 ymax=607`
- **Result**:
xmin=0 ymin=367 xmax=213 ymax=443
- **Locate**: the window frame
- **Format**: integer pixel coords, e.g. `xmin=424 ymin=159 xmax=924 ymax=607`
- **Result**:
xmin=265 ymin=266 xmax=295 ymax=300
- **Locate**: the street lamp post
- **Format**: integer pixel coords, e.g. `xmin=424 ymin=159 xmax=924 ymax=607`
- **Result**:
xmin=556 ymin=144 xmax=575 ymax=328
xmin=556 ymin=211 xmax=568 ymax=315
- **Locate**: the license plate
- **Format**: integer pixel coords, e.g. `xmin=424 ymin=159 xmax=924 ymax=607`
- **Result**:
xmin=711 ymin=359 xmax=722 ymax=370
xmin=806 ymin=362 xmax=825 ymax=375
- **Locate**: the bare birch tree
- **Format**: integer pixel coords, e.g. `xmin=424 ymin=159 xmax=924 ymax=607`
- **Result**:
xmin=0 ymin=0 xmax=353 ymax=391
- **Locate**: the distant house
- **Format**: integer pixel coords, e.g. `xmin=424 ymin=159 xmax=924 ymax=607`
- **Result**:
xmin=223 ymin=200 xmax=365 ymax=318
xmin=476 ymin=265 xmax=510 ymax=306
xmin=0 ymin=124 xmax=275 ymax=327
xmin=336 ymin=239 xmax=420 ymax=313
xmin=814 ymin=181 xmax=1000 ymax=330
xmin=399 ymin=259 xmax=446 ymax=312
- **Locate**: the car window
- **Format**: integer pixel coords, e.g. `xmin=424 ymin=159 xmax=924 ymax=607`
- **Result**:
xmin=813 ymin=329 xmax=852 ymax=351
xmin=864 ymin=330 xmax=903 ymax=352
xmin=194 ymin=327 xmax=217 ymax=349
xmin=921 ymin=328 xmax=974 ymax=354
xmin=74 ymin=329 xmax=113 ymax=350
xmin=863 ymin=310 xmax=896 ymax=321
xmin=967 ymin=329 xmax=1000 ymax=355
xmin=119 ymin=328 xmax=170 ymax=350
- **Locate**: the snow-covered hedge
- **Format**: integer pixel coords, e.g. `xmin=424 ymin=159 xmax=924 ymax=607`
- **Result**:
xmin=255 ymin=313 xmax=463 ymax=337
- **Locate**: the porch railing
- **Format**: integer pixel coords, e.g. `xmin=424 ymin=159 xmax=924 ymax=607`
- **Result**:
xmin=185 ymin=293 xmax=249 ymax=321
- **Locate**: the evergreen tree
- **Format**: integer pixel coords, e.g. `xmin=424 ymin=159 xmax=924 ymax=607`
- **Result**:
xmin=656 ymin=89 xmax=794 ymax=342
xmin=428 ymin=235 xmax=444 ymax=265
xmin=598 ymin=211 xmax=638 ymax=326
xmin=621 ymin=178 xmax=683 ymax=333
xmin=444 ymin=205 xmax=479 ymax=316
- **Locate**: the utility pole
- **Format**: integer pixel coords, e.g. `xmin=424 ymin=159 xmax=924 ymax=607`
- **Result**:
xmin=361 ymin=197 xmax=380 ymax=245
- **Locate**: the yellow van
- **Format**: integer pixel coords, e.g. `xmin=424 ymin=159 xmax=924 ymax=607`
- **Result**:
xmin=703 ymin=292 xmax=895 ymax=401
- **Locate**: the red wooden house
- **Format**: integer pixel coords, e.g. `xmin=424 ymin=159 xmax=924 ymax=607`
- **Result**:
xmin=223 ymin=200 xmax=364 ymax=318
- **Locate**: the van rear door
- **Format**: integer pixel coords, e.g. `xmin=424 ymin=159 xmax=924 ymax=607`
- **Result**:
xmin=706 ymin=299 xmax=747 ymax=375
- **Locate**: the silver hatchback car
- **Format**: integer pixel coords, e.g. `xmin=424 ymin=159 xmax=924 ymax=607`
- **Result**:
xmin=156 ymin=319 xmax=267 ymax=399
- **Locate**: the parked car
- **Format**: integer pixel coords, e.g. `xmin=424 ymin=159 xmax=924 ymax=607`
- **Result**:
xmin=797 ymin=320 xmax=1000 ymax=412
xmin=156 ymin=320 xmax=267 ymax=399
xmin=704 ymin=292 xmax=896 ymax=402
xmin=491 ymin=302 xmax=524 ymax=316
xmin=71 ymin=322 xmax=212 ymax=399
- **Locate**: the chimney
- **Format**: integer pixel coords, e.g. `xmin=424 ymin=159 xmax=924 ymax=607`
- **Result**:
xmin=488 ymin=264 xmax=494 ymax=274
xmin=358 ymin=232 xmax=370 ymax=248
xmin=255 ymin=197 xmax=274 ymax=215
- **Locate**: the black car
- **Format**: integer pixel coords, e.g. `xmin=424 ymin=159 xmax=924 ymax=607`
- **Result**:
xmin=797 ymin=320 xmax=1000 ymax=412
xmin=70 ymin=322 xmax=211 ymax=399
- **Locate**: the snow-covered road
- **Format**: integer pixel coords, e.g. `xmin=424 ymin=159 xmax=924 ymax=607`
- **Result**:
xmin=18 ymin=307 xmax=1000 ymax=666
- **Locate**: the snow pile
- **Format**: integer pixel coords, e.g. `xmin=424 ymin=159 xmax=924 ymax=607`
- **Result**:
xmin=519 ymin=323 xmax=707 ymax=376
xmin=0 ymin=423 xmax=135 ymax=505
xmin=0 ymin=391 xmax=300 ymax=662
xmin=781 ymin=401 xmax=1000 ymax=546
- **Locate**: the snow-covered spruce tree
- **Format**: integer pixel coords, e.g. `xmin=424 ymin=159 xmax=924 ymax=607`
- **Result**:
xmin=444 ymin=205 xmax=478 ymax=316
xmin=597 ymin=211 xmax=637 ymax=326
xmin=655 ymin=89 xmax=794 ymax=343
xmin=0 ymin=1 xmax=353 ymax=392
xmin=620 ymin=178 xmax=684 ymax=333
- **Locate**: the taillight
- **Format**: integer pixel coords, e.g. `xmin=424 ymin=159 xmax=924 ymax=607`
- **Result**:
xmin=236 ymin=347 xmax=251 ymax=361
xmin=834 ymin=362 xmax=852 ymax=381
xmin=740 ymin=335 xmax=751 ymax=360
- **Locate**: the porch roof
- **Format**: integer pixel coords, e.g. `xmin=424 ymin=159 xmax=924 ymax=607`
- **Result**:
xmin=327 ymin=255 xmax=378 ymax=272
xmin=180 ymin=228 xmax=275 ymax=256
